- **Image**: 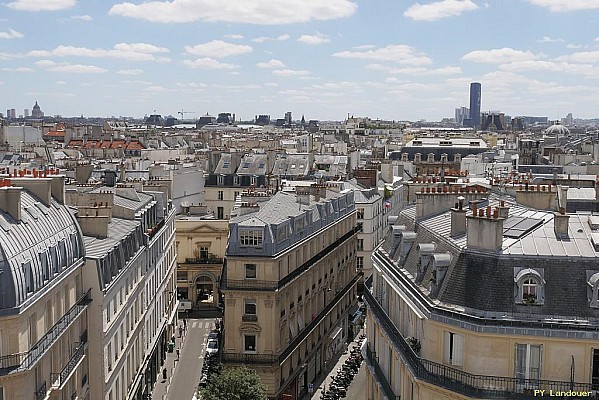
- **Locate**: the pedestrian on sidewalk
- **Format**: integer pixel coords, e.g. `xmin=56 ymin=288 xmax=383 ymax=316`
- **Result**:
xmin=176 ymin=349 xmax=180 ymax=360
xmin=183 ymin=318 xmax=187 ymax=331
xmin=162 ymin=367 xmax=167 ymax=382
xmin=178 ymin=325 xmax=183 ymax=338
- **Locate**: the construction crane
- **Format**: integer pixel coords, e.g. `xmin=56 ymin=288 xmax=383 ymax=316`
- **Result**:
xmin=178 ymin=110 xmax=195 ymax=119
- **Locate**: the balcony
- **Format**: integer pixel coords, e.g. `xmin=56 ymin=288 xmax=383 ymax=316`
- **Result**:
xmin=363 ymin=278 xmax=594 ymax=399
xmin=222 ymin=226 xmax=359 ymax=292
xmin=18 ymin=290 xmax=91 ymax=372
xmin=242 ymin=314 xmax=258 ymax=322
xmin=0 ymin=352 xmax=26 ymax=375
xmin=51 ymin=332 xmax=88 ymax=390
xmin=222 ymin=353 xmax=278 ymax=364
xmin=35 ymin=381 xmax=47 ymax=400
xmin=184 ymin=256 xmax=224 ymax=265
xmin=364 ymin=344 xmax=399 ymax=400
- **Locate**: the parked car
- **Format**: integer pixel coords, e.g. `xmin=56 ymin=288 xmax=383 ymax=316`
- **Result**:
xmin=208 ymin=330 xmax=219 ymax=340
xmin=206 ymin=339 xmax=219 ymax=355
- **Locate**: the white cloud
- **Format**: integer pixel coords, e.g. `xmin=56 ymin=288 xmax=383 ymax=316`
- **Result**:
xmin=56 ymin=80 xmax=67 ymax=84
xmin=117 ymin=69 xmax=144 ymax=75
xmin=7 ymin=0 xmax=76 ymax=11
xmin=109 ymin=0 xmax=357 ymax=24
xmin=332 ymin=44 xmax=432 ymax=66
xmin=567 ymin=44 xmax=583 ymax=49
xmin=557 ymin=50 xmax=599 ymax=64
xmin=462 ymin=48 xmax=541 ymax=63
xmin=264 ymin=82 xmax=279 ymax=87
xmin=256 ymin=59 xmax=285 ymax=68
xmin=366 ymin=64 xmax=462 ymax=75
xmin=298 ymin=32 xmax=330 ymax=45
xmin=144 ymin=86 xmax=167 ymax=92
xmin=404 ymin=0 xmax=478 ymax=21
xmin=252 ymin=34 xmax=289 ymax=43
xmin=184 ymin=41 xmax=252 ymax=58
xmin=0 ymin=29 xmax=24 ymax=39
xmin=0 ymin=67 xmax=34 ymax=72
xmin=500 ymin=60 xmax=599 ymax=76
xmin=34 ymin=59 xmax=106 ymax=73
xmin=224 ymin=34 xmax=243 ymax=40
xmin=71 ymin=15 xmax=92 ymax=21
xmin=183 ymin=58 xmax=237 ymax=70
xmin=537 ymin=36 xmax=564 ymax=43
xmin=26 ymin=43 xmax=170 ymax=62
xmin=353 ymin=45 xmax=375 ymax=50
xmin=273 ymin=69 xmax=310 ymax=76
xmin=527 ymin=0 xmax=599 ymax=12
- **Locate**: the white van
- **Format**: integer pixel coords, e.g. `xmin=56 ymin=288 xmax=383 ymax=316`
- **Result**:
xmin=178 ymin=300 xmax=192 ymax=313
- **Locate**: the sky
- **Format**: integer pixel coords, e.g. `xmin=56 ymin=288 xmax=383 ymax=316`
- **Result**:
xmin=2 ymin=0 xmax=599 ymax=122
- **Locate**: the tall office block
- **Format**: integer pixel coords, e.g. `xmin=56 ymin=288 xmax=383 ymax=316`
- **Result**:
xmin=469 ymin=82 xmax=481 ymax=129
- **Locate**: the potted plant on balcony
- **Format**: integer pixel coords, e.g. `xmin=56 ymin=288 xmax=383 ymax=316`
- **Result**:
xmin=406 ymin=337 xmax=421 ymax=355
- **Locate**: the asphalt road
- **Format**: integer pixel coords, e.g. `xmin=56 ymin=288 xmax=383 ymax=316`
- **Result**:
xmin=167 ymin=317 xmax=215 ymax=400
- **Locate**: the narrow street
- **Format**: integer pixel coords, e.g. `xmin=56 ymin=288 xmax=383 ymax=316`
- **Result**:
xmin=151 ymin=316 xmax=216 ymax=400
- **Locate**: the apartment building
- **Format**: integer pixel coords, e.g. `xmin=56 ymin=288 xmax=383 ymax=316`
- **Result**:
xmin=67 ymin=180 xmax=177 ymax=400
xmin=221 ymin=184 xmax=360 ymax=400
xmin=0 ymin=171 xmax=90 ymax=400
xmin=365 ymin=182 xmax=599 ymax=399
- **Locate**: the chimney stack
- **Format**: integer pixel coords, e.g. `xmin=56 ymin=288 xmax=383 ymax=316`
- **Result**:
xmin=467 ymin=206 xmax=505 ymax=252
xmin=450 ymin=196 xmax=466 ymax=237
xmin=553 ymin=207 xmax=570 ymax=238
xmin=0 ymin=186 xmax=22 ymax=221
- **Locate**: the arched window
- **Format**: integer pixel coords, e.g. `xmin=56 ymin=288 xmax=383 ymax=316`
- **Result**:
xmin=514 ymin=268 xmax=545 ymax=305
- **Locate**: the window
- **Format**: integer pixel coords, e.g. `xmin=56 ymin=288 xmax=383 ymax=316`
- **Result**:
xmin=357 ymin=239 xmax=364 ymax=252
xmin=245 ymin=264 xmax=257 ymax=279
xmin=588 ymin=272 xmax=599 ymax=308
xmin=240 ymin=230 xmax=263 ymax=247
xmin=244 ymin=335 xmax=256 ymax=352
xmin=23 ymin=261 xmax=34 ymax=294
xmin=356 ymin=257 xmax=364 ymax=271
xmin=357 ymin=223 xmax=363 ymax=232
xmin=592 ymin=349 xmax=599 ymax=390
xmin=199 ymin=247 xmax=209 ymax=260
xmin=515 ymin=343 xmax=542 ymax=385
xmin=244 ymin=300 xmax=256 ymax=315
xmin=514 ymin=268 xmax=545 ymax=305
xmin=217 ymin=175 xmax=224 ymax=185
xmin=218 ymin=191 xmax=224 ymax=201
xmin=107 ymin=343 xmax=112 ymax=371
xmin=357 ymin=208 xmax=365 ymax=219
xmin=233 ymin=176 xmax=239 ymax=185
xmin=444 ymin=332 xmax=464 ymax=366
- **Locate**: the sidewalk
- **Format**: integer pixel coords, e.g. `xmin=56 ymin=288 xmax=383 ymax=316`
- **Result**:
xmin=151 ymin=321 xmax=188 ymax=400
xmin=309 ymin=326 xmax=365 ymax=400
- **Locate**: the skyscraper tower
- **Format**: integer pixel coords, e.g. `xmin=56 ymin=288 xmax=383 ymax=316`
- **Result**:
xmin=469 ymin=82 xmax=481 ymax=129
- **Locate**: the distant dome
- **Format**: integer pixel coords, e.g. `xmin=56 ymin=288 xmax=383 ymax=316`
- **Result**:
xmin=545 ymin=123 xmax=569 ymax=136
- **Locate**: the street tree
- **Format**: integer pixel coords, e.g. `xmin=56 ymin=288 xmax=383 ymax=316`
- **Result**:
xmin=200 ymin=366 xmax=267 ymax=400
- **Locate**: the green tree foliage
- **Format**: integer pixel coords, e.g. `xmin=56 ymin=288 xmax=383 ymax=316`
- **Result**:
xmin=200 ymin=366 xmax=267 ymax=400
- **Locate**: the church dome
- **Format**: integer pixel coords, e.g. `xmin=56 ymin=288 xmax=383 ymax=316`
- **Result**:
xmin=545 ymin=123 xmax=569 ymax=136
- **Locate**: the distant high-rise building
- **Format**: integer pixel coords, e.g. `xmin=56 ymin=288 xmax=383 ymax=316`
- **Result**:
xmin=284 ymin=111 xmax=292 ymax=127
xmin=468 ymin=82 xmax=481 ymax=129
xmin=24 ymin=109 xmax=29 ymax=117
xmin=563 ymin=112 xmax=573 ymax=126
xmin=455 ymin=106 xmax=469 ymax=126
xmin=10 ymin=109 xmax=16 ymax=119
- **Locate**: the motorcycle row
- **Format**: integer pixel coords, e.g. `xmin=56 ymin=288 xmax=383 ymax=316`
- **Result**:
xmin=320 ymin=334 xmax=366 ymax=400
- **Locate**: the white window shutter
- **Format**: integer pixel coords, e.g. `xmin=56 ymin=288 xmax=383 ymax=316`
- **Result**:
xmin=444 ymin=332 xmax=451 ymax=363
xmin=453 ymin=334 xmax=464 ymax=367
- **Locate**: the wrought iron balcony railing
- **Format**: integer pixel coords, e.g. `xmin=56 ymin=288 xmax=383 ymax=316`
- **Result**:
xmin=0 ymin=352 xmax=26 ymax=375
xmin=222 ymin=353 xmax=278 ymax=364
xmin=241 ymin=314 xmax=258 ymax=322
xmin=18 ymin=290 xmax=91 ymax=372
xmin=184 ymin=257 xmax=224 ymax=265
xmin=35 ymin=381 xmax=47 ymax=400
xmin=364 ymin=277 xmax=594 ymax=399
xmin=364 ymin=345 xmax=399 ymax=400
xmin=50 ymin=336 xmax=87 ymax=389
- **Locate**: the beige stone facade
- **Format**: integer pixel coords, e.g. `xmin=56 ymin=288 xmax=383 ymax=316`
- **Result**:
xmin=222 ymin=187 xmax=360 ymax=399
xmin=175 ymin=218 xmax=228 ymax=309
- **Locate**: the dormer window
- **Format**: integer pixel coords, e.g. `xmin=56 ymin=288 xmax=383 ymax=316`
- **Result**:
xmin=514 ymin=268 xmax=545 ymax=305
xmin=587 ymin=271 xmax=599 ymax=308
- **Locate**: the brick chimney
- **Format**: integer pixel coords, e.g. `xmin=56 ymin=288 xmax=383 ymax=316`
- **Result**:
xmin=467 ymin=206 xmax=505 ymax=252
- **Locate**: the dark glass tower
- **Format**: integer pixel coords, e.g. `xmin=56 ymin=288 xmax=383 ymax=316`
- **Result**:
xmin=469 ymin=82 xmax=481 ymax=129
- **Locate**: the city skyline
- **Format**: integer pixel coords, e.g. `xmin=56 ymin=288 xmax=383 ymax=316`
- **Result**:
xmin=2 ymin=0 xmax=599 ymax=121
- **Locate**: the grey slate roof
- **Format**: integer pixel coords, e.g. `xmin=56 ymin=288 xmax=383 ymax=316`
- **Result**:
xmin=380 ymin=196 xmax=599 ymax=321
xmin=0 ymin=191 xmax=84 ymax=310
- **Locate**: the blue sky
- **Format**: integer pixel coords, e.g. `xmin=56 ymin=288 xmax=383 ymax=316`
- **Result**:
xmin=2 ymin=0 xmax=599 ymax=121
